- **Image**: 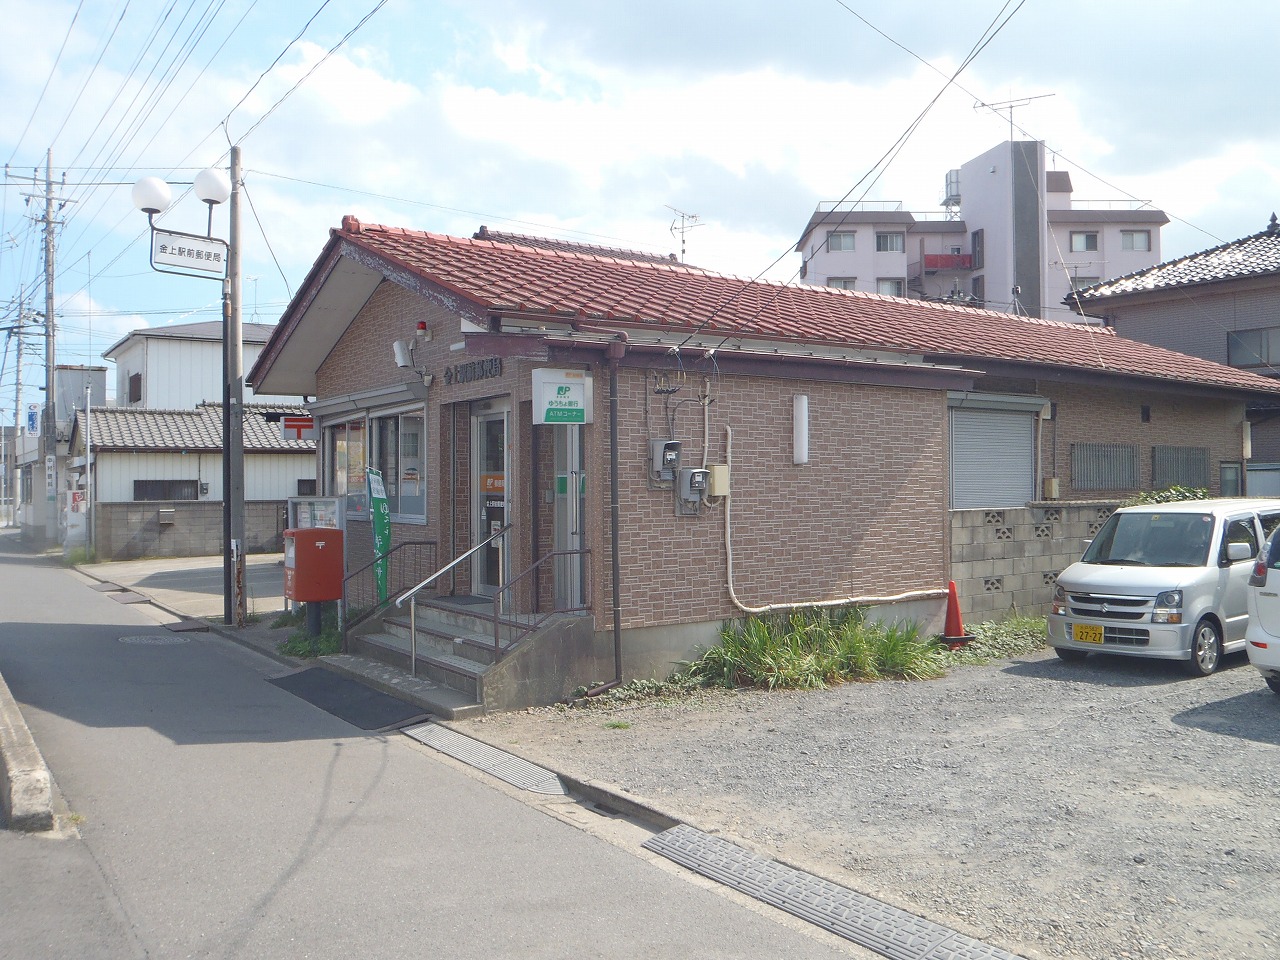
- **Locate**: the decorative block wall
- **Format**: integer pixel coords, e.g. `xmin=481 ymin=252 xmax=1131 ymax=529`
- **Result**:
xmin=949 ymin=501 xmax=1120 ymax=622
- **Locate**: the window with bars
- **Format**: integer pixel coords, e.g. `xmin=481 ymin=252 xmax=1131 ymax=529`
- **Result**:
xmin=1071 ymin=442 xmax=1138 ymax=490
xmin=134 ymin=479 xmax=199 ymax=501
xmin=1152 ymin=445 xmax=1209 ymax=489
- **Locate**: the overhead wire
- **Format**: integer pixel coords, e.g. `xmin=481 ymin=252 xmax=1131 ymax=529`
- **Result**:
xmin=677 ymin=0 xmax=1029 ymax=355
xmin=5 ymin=0 xmax=87 ymax=166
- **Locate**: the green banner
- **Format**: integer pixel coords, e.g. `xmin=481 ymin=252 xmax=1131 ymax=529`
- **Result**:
xmin=367 ymin=468 xmax=391 ymax=602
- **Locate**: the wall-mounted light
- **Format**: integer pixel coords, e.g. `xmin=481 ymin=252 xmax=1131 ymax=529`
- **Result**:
xmin=793 ymin=394 xmax=809 ymax=465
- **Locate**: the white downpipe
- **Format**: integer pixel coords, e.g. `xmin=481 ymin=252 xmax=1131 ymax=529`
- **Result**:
xmin=723 ymin=425 xmax=946 ymax=615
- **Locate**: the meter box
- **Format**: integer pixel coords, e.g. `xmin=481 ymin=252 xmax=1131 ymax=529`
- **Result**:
xmin=283 ymin=528 xmax=344 ymax=602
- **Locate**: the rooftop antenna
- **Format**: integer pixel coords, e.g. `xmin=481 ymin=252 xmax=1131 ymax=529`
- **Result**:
xmin=973 ymin=93 xmax=1055 ymax=140
xmin=666 ymin=205 xmax=703 ymax=262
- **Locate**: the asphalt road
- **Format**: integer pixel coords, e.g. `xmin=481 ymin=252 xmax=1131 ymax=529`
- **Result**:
xmin=0 ymin=534 xmax=870 ymax=959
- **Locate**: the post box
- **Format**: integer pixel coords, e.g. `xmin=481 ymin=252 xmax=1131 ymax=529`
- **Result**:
xmin=283 ymin=528 xmax=344 ymax=602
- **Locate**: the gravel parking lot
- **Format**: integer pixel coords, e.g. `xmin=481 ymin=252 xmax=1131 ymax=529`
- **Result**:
xmin=456 ymin=646 xmax=1280 ymax=960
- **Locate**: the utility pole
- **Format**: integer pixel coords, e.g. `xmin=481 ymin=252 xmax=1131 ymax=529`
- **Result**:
xmin=43 ymin=149 xmax=58 ymax=543
xmin=227 ymin=144 xmax=246 ymax=626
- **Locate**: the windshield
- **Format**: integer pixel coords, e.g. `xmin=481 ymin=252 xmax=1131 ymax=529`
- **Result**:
xmin=1082 ymin=511 xmax=1214 ymax=567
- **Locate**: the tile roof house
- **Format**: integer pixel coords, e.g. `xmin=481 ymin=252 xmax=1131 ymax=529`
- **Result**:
xmin=67 ymin=403 xmax=316 ymax=560
xmin=249 ymin=217 xmax=1280 ymax=711
xmin=1068 ymin=215 xmax=1280 ymax=483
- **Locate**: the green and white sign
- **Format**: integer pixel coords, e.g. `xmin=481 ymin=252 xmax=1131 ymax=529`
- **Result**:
xmin=532 ymin=368 xmax=593 ymax=424
xmin=367 ymin=468 xmax=391 ymax=602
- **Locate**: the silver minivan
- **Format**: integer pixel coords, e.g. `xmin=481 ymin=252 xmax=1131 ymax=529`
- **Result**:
xmin=1048 ymin=499 xmax=1280 ymax=675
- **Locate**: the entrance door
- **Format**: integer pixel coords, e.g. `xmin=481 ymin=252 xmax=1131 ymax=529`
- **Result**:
xmin=553 ymin=425 xmax=585 ymax=609
xmin=472 ymin=404 xmax=509 ymax=596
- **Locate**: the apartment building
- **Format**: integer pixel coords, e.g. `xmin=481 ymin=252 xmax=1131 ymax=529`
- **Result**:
xmin=796 ymin=140 xmax=1169 ymax=322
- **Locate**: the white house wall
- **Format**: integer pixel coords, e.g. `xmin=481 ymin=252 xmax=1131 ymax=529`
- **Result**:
xmin=115 ymin=337 xmax=273 ymax=408
xmin=93 ymin=452 xmax=315 ymax=502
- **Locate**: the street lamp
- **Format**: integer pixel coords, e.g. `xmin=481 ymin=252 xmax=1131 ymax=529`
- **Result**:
xmin=133 ymin=146 xmax=246 ymax=627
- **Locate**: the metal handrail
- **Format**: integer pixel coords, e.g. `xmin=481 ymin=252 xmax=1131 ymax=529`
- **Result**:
xmin=492 ymin=548 xmax=591 ymax=659
xmin=339 ymin=539 xmax=436 ymax=634
xmin=394 ymin=523 xmax=511 ymax=677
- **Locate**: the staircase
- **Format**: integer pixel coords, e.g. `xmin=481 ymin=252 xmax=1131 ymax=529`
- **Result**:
xmin=342 ymin=595 xmax=601 ymax=718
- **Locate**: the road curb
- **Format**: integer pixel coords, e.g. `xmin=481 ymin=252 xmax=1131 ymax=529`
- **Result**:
xmin=0 ymin=670 xmax=54 ymax=832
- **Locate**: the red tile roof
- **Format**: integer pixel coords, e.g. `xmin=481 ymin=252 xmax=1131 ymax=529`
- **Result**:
xmin=335 ymin=217 xmax=1280 ymax=397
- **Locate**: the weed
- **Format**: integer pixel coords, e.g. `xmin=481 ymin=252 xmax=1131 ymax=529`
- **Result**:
xmin=943 ymin=615 xmax=1047 ymax=665
xmin=277 ymin=605 xmax=341 ymax=658
xmin=604 ymin=720 xmax=631 ymax=730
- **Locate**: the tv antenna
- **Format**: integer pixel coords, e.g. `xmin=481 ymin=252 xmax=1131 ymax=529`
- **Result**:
xmin=666 ymin=205 xmax=703 ymax=262
xmin=973 ymin=93 xmax=1055 ymax=140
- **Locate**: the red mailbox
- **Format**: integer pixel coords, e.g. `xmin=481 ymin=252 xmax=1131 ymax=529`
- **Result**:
xmin=283 ymin=528 xmax=344 ymax=602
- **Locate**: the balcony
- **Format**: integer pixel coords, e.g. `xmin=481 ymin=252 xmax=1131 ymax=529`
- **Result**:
xmin=909 ymin=254 xmax=972 ymax=277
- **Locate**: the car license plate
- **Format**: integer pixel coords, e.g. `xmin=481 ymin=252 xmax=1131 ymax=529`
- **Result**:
xmin=1073 ymin=623 xmax=1104 ymax=644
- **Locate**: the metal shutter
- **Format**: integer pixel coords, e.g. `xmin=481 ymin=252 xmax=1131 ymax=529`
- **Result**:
xmin=950 ymin=408 xmax=1035 ymax=508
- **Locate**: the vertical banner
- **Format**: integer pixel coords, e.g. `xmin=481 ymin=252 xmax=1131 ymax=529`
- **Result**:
xmin=367 ymin=468 xmax=391 ymax=602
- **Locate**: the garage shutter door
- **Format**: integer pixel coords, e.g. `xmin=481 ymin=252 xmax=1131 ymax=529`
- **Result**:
xmin=950 ymin=408 xmax=1035 ymax=508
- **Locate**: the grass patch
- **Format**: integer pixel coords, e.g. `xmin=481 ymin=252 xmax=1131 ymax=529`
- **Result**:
xmin=277 ymin=604 xmax=342 ymax=658
xmin=680 ymin=607 xmax=946 ymax=690
xmin=604 ymin=720 xmax=631 ymax=730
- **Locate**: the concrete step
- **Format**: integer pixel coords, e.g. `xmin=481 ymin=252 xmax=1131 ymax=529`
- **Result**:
xmin=318 ymin=653 xmax=483 ymax=721
xmin=380 ymin=611 xmax=503 ymax=665
xmin=351 ymin=631 xmax=484 ymax=700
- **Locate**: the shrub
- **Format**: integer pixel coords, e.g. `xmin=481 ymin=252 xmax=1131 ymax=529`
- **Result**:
xmin=1124 ymin=486 xmax=1210 ymax=505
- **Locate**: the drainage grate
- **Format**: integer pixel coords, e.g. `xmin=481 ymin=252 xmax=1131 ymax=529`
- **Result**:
xmin=643 ymin=825 xmax=1025 ymax=960
xmin=402 ymin=722 xmax=566 ymax=795
xmin=118 ymin=635 xmax=192 ymax=645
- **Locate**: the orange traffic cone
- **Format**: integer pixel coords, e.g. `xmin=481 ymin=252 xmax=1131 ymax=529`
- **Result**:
xmin=943 ymin=580 xmax=975 ymax=650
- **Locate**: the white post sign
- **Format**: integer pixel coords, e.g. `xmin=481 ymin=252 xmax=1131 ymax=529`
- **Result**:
xmin=150 ymin=229 xmax=228 ymax=277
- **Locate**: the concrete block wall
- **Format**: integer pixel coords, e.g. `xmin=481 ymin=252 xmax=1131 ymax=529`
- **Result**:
xmin=950 ymin=500 xmax=1119 ymax=622
xmin=93 ymin=501 xmax=288 ymax=560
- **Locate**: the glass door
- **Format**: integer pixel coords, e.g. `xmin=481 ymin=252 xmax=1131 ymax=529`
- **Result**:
xmin=553 ymin=425 xmax=585 ymax=609
xmin=471 ymin=405 xmax=509 ymax=596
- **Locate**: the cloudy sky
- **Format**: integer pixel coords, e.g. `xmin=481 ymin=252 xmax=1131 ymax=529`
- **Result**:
xmin=1 ymin=0 xmax=1278 ymax=406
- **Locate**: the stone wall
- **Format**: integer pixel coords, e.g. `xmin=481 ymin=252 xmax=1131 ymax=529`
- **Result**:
xmin=91 ymin=501 xmax=289 ymax=560
xmin=950 ymin=501 xmax=1120 ymax=622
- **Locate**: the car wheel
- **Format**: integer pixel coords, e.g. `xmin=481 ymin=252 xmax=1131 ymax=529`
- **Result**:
xmin=1183 ymin=618 xmax=1223 ymax=676
xmin=1266 ymin=677 xmax=1280 ymax=697
xmin=1055 ymin=647 xmax=1088 ymax=663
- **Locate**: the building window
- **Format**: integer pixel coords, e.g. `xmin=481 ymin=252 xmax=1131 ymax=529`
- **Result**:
xmin=1072 ymin=442 xmax=1138 ymax=491
xmin=828 ymin=277 xmax=857 ymax=290
xmin=876 ymin=278 xmax=905 ymax=297
xmin=297 ymin=478 xmax=317 ymax=496
xmin=970 ymin=274 xmax=985 ymax=307
xmin=1070 ymin=275 xmax=1100 ymax=292
xmin=134 ymin=479 xmax=199 ymax=501
xmin=128 ymin=372 xmax=142 ymax=404
xmin=325 ymin=418 xmax=368 ymax=520
xmin=1221 ymin=462 xmax=1243 ymax=497
xmin=875 ymin=232 xmax=905 ymax=253
xmin=1121 ymin=230 xmax=1151 ymax=252
xmin=1152 ymin=445 xmax=1210 ymax=489
xmin=373 ymin=408 xmax=426 ymax=520
xmin=1227 ymin=327 xmax=1279 ymax=368
xmin=826 ymin=231 xmax=856 ymax=252
xmin=970 ymin=229 xmax=984 ymax=269
xmin=1070 ymin=231 xmax=1099 ymax=252
xmin=949 ymin=245 xmax=962 ymax=256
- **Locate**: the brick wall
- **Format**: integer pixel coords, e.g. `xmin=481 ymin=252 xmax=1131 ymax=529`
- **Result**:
xmin=1039 ymin=381 xmax=1245 ymax=499
xmin=592 ymin=366 xmax=951 ymax=631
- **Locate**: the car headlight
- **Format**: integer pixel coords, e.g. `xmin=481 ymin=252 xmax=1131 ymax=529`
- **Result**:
xmin=1051 ymin=584 xmax=1067 ymax=616
xmin=1152 ymin=590 xmax=1183 ymax=624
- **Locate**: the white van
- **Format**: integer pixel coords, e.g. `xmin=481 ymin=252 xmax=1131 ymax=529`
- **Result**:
xmin=1047 ymin=499 xmax=1280 ymax=675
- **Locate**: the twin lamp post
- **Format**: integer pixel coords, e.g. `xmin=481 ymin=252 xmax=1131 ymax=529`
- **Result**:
xmin=131 ymin=145 xmax=246 ymax=627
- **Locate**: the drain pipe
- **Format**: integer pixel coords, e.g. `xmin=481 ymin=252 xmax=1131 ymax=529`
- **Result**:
xmin=605 ymin=334 xmax=627 ymax=685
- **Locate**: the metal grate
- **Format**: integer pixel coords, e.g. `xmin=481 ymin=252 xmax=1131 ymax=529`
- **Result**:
xmin=643 ymin=825 xmax=1025 ymax=960
xmin=118 ymin=635 xmax=191 ymax=645
xmin=1072 ymin=443 xmax=1137 ymax=491
xmin=402 ymin=722 xmax=566 ymax=795
xmin=1152 ymin=445 xmax=1209 ymax=489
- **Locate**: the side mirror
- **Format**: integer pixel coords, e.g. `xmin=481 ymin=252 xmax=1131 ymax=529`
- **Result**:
xmin=1226 ymin=541 xmax=1254 ymax=563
